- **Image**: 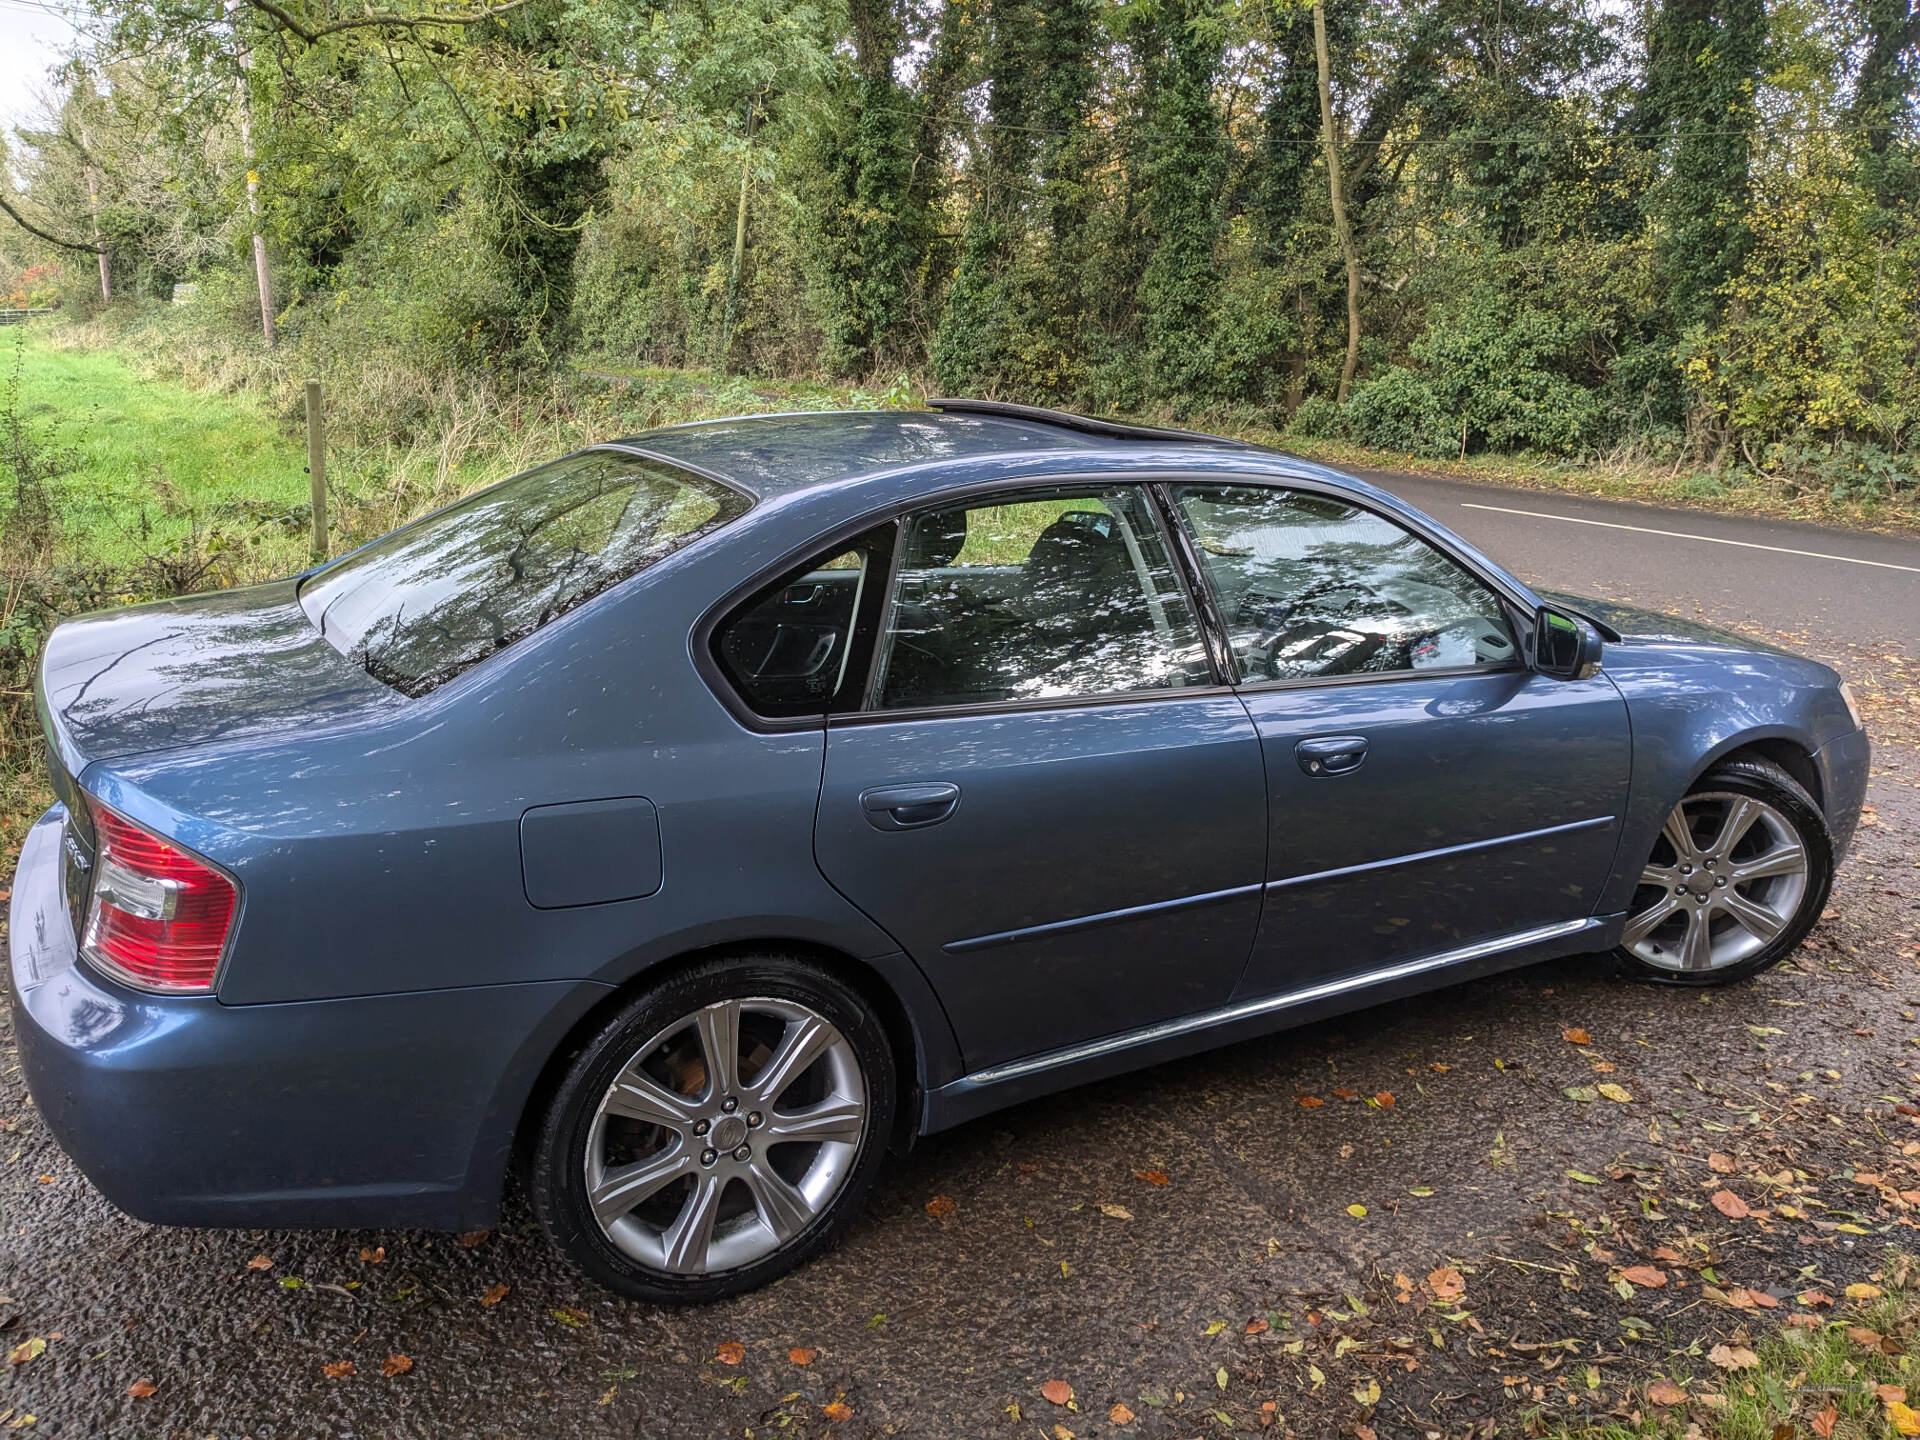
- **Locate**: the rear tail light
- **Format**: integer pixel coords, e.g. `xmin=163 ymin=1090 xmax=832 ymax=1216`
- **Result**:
xmin=81 ymin=805 xmax=238 ymax=994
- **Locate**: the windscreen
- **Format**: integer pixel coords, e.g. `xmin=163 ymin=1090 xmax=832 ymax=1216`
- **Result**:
xmin=301 ymin=449 xmax=750 ymax=695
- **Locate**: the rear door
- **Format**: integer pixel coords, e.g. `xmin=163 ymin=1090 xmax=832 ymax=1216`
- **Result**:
xmin=811 ymin=485 xmax=1268 ymax=1072
xmin=1162 ymin=482 xmax=1631 ymax=999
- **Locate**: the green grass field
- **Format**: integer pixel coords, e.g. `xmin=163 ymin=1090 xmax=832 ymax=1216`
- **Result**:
xmin=7 ymin=327 xmax=313 ymax=573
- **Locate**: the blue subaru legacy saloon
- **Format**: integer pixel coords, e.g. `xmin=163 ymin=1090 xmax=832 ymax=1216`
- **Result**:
xmin=9 ymin=401 xmax=1868 ymax=1301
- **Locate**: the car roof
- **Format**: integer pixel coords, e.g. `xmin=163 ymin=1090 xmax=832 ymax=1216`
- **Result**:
xmin=616 ymin=404 xmax=1269 ymax=501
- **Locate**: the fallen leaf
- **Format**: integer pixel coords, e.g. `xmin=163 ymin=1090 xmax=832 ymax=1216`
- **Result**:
xmin=1332 ymin=1088 xmax=1358 ymax=1100
xmin=1346 ymin=1204 xmax=1368 ymax=1218
xmin=1428 ymin=1267 xmax=1466 ymax=1301
xmin=1878 ymin=1385 xmax=1910 ymax=1405
xmin=1245 ymin=1317 xmax=1269 ymax=1335
xmin=480 ymin=1283 xmax=510 ymax=1307
xmin=1848 ymin=1326 xmax=1886 ymax=1350
xmin=824 ymin=1401 xmax=853 ymax=1422
xmin=1801 ymin=1289 xmax=1835 ymax=1307
xmin=359 ymin=1246 xmax=385 ymax=1264
xmin=1562 ymin=1028 xmax=1592 ymax=1045
xmin=246 ymin=1253 xmax=274 ymax=1271
xmin=125 ymin=1380 xmax=157 ymax=1400
xmin=1620 ymin=1265 xmax=1667 ymax=1289
xmin=1297 ymin=1096 xmax=1324 ymax=1108
xmin=789 ymin=1348 xmax=817 ymax=1366
xmin=1891 ymin=1400 xmax=1920 ymax=1437
xmin=1373 ymin=1091 xmax=1395 ymax=1108
xmin=550 ymin=1307 xmax=589 ymax=1328
xmin=1041 ymin=1379 xmax=1073 ymax=1406
xmin=381 ymin=1354 xmax=412 ymax=1378
xmin=1134 ymin=1169 xmax=1169 ymax=1186
xmin=1740 ymin=1288 xmax=1779 ymax=1309
xmin=924 ymin=1195 xmax=956 ymax=1219
xmin=7 ymin=1340 xmax=43 ymax=1367
xmin=1848 ymin=1283 xmax=1884 ymax=1300
xmin=1098 ymin=1204 xmax=1133 ymax=1220
xmin=1708 ymin=1343 xmax=1759 ymax=1371
xmin=1052 ymin=1428 xmax=1075 ymax=1440
xmin=1430 ymin=1062 xmax=1451 ymax=1072
xmin=1109 ymin=1403 xmax=1135 ymax=1425
xmin=322 ymin=1360 xmax=356 ymax=1379
xmin=1647 ymin=1379 xmax=1686 ymax=1406
xmin=1592 ymin=1060 xmax=1616 ymax=1073
xmin=456 ymin=1230 xmax=488 ymax=1248
xmin=1708 ymin=1152 xmax=1736 ymax=1174
xmin=1597 ymin=1082 xmax=1633 ymax=1103
xmin=1812 ymin=1403 xmax=1838 ymax=1438
xmin=716 ymin=1342 xmax=745 ymax=1365
xmin=1710 ymin=1189 xmax=1751 ymax=1219
xmin=1567 ymin=1169 xmax=1604 ymax=1184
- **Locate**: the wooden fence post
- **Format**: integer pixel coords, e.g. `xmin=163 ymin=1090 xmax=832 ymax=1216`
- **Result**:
xmin=305 ymin=380 xmax=327 ymax=559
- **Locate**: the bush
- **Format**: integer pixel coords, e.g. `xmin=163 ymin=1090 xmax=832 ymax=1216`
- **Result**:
xmin=1410 ymin=289 xmax=1601 ymax=455
xmin=1344 ymin=367 xmax=1457 ymax=457
xmin=1285 ymin=393 xmax=1344 ymax=440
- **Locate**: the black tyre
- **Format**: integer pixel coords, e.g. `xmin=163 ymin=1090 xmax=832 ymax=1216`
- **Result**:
xmin=529 ymin=954 xmax=896 ymax=1303
xmin=1614 ymin=756 xmax=1833 ymax=986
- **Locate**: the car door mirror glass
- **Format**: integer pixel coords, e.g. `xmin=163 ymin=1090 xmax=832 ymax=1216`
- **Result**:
xmin=1533 ymin=607 xmax=1604 ymax=680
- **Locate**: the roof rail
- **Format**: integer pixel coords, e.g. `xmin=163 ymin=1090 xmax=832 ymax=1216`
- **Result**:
xmin=924 ymin=397 xmax=1254 ymax=447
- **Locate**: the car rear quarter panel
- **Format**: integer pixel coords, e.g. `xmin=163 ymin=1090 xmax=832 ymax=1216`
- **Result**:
xmin=1597 ymin=641 xmax=1861 ymax=917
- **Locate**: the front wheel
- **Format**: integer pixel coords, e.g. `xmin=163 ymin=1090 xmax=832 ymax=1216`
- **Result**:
xmin=528 ymin=955 xmax=896 ymax=1303
xmin=1615 ymin=756 xmax=1834 ymax=986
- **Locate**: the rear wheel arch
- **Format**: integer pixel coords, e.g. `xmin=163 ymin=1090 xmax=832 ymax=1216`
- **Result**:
xmin=508 ymin=939 xmax=928 ymax=1199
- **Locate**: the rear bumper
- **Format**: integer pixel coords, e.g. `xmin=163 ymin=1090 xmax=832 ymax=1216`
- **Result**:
xmin=9 ymin=806 xmax=609 ymax=1229
xmin=1814 ymin=725 xmax=1871 ymax=857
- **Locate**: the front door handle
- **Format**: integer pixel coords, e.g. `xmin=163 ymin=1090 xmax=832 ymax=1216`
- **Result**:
xmin=861 ymin=782 xmax=961 ymax=831
xmin=1296 ymin=735 xmax=1368 ymax=777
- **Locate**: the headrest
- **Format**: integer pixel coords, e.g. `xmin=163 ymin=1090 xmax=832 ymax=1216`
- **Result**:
xmin=906 ymin=508 xmax=969 ymax=569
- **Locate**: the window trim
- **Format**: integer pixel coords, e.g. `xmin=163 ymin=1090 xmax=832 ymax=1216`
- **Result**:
xmin=692 ymin=468 xmax=1541 ymax=732
xmin=858 ymin=482 xmax=1223 ymax=716
xmin=1157 ymin=478 xmax=1531 ymax=695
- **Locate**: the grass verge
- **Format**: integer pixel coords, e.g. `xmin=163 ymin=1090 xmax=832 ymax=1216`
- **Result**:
xmin=1551 ymin=1254 xmax=1920 ymax=1439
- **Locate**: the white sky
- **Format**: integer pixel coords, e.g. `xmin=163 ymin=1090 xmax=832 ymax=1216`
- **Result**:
xmin=0 ymin=0 xmax=82 ymax=137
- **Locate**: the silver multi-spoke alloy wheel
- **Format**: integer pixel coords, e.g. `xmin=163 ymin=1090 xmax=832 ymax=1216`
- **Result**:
xmin=1624 ymin=789 xmax=1811 ymax=973
xmin=583 ymin=996 xmax=868 ymax=1276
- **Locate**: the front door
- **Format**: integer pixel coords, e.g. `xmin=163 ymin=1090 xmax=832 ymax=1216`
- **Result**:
xmin=813 ymin=485 xmax=1268 ymax=1071
xmin=1162 ymin=482 xmax=1631 ymax=999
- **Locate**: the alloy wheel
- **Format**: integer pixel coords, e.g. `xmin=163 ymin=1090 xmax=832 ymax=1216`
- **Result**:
xmin=583 ymin=997 xmax=867 ymax=1275
xmin=1624 ymin=790 xmax=1810 ymax=973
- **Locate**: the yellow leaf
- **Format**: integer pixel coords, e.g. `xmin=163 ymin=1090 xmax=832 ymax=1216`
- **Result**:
xmin=1346 ymin=1204 xmax=1368 ymax=1218
xmin=1098 ymin=1203 xmax=1133 ymax=1220
xmin=1308 ymin=1364 xmax=1325 ymax=1389
xmin=1848 ymin=1282 xmax=1885 ymax=1300
xmin=6 ymin=1339 xmax=43 ymax=1367
xmin=1352 ymin=1379 xmax=1380 ymax=1405
xmin=1597 ymin=1082 xmax=1633 ymax=1103
xmin=1216 ymin=1366 xmax=1228 ymax=1389
xmin=1202 ymin=1320 xmax=1227 ymax=1336
xmin=1891 ymin=1401 xmax=1920 ymax=1437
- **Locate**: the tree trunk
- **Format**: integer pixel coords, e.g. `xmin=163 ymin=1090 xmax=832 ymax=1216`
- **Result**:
xmin=1313 ymin=2 xmax=1361 ymax=404
xmin=234 ymin=47 xmax=276 ymax=346
xmin=85 ymin=165 xmax=110 ymax=303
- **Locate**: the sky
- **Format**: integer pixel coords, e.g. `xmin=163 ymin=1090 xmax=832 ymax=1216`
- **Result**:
xmin=0 ymin=0 xmax=81 ymax=136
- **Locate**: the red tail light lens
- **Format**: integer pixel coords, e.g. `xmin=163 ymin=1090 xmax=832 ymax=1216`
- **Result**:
xmin=81 ymin=806 xmax=238 ymax=994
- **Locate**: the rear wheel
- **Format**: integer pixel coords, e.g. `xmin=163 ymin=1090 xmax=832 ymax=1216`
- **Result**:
xmin=1615 ymin=756 xmax=1832 ymax=986
xmin=529 ymin=955 xmax=895 ymax=1303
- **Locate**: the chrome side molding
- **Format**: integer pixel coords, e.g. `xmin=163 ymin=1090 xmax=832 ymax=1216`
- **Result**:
xmin=959 ymin=916 xmax=1601 ymax=1089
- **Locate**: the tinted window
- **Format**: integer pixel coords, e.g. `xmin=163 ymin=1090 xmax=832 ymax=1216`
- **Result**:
xmin=873 ymin=488 xmax=1211 ymax=709
xmin=1169 ymin=484 xmax=1516 ymax=682
xmin=715 ymin=548 xmax=872 ymax=717
xmin=302 ymin=451 xmax=749 ymax=695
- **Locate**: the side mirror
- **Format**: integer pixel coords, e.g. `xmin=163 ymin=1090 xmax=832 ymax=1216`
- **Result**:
xmin=1533 ymin=606 xmax=1604 ymax=681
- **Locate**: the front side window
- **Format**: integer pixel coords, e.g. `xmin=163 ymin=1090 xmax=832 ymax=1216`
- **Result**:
xmin=302 ymin=450 xmax=749 ymax=696
xmin=1168 ymin=484 xmax=1517 ymax=683
xmin=872 ymin=488 xmax=1212 ymax=710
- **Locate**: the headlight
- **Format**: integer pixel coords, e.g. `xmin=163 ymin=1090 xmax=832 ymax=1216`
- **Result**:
xmin=1839 ymin=681 xmax=1864 ymax=730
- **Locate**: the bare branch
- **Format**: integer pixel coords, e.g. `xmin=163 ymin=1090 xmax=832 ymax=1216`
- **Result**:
xmin=239 ymin=0 xmax=534 ymax=45
xmin=0 ymin=193 xmax=104 ymax=254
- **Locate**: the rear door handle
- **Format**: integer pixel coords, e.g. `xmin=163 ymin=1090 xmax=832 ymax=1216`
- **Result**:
xmin=860 ymin=783 xmax=961 ymax=831
xmin=1296 ymin=735 xmax=1368 ymax=777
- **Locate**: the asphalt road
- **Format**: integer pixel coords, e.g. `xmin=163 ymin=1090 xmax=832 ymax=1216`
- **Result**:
xmin=1 ymin=472 xmax=1917 ymax=1440
xmin=1360 ymin=468 xmax=1920 ymax=648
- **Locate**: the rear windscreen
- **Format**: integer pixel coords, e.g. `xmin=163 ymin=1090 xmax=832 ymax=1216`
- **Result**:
xmin=301 ymin=450 xmax=751 ymax=695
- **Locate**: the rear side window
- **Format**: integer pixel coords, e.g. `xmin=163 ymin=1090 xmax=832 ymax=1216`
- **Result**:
xmin=302 ymin=450 xmax=750 ymax=695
